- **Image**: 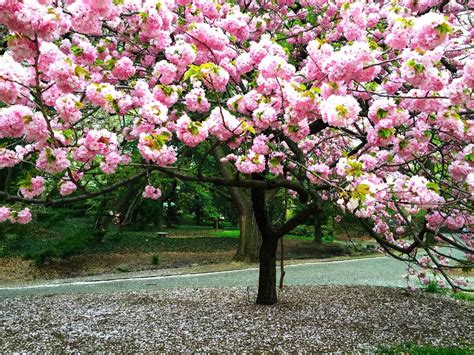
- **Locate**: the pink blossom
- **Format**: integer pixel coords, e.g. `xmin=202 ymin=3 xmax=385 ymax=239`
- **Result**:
xmin=235 ymin=151 xmax=266 ymax=174
xmin=201 ymin=65 xmax=230 ymax=92
xmin=0 ymin=149 xmax=20 ymax=169
xmin=153 ymin=60 xmax=177 ymax=85
xmin=20 ymin=176 xmax=45 ymax=199
xmin=258 ymin=55 xmax=295 ymax=81
xmin=36 ymin=148 xmax=70 ymax=174
xmin=83 ymin=129 xmax=118 ymax=155
xmin=138 ymin=131 xmax=177 ymax=167
xmin=411 ymin=13 xmax=451 ymax=51
xmin=252 ymin=134 xmax=271 ymax=155
xmin=0 ymin=105 xmax=32 ymax=139
xmin=0 ymin=207 xmax=11 ymax=223
xmin=320 ymin=95 xmax=361 ymax=127
xmin=16 ymin=208 xmax=32 ymax=224
xmin=112 ymin=57 xmax=136 ymax=80
xmin=143 ymin=185 xmax=162 ymax=200
xmin=307 ymin=163 xmax=330 ymax=184
xmin=175 ymin=114 xmax=208 ymax=147
xmin=185 ymin=87 xmax=211 ymax=113
xmin=59 ymin=181 xmax=77 ymax=196
xmin=207 ymin=108 xmax=242 ymax=141
xmin=55 ymin=94 xmax=82 ymax=125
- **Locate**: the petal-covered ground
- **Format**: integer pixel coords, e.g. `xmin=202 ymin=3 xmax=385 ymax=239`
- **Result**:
xmin=1 ymin=286 xmax=472 ymax=352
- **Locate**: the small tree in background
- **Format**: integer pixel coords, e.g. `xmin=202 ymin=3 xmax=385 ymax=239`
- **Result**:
xmin=0 ymin=0 xmax=473 ymax=304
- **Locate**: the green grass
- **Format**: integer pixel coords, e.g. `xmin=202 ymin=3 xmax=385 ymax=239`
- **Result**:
xmin=0 ymin=217 xmax=238 ymax=265
xmin=376 ymin=344 xmax=473 ymax=354
xmin=1 ymin=217 xmax=359 ymax=266
xmin=452 ymin=292 xmax=474 ymax=302
xmin=210 ymin=229 xmax=316 ymax=241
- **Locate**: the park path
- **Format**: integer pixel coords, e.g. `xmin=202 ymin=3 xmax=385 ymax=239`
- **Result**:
xmin=0 ymin=256 xmax=414 ymax=298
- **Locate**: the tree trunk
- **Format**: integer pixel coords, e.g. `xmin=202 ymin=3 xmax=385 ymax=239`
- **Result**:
xmin=250 ymin=182 xmax=280 ymax=305
xmin=314 ymin=214 xmax=323 ymax=244
xmin=256 ymin=236 xmax=278 ymax=305
xmin=214 ymin=146 xmax=262 ymax=262
xmin=234 ymin=209 xmax=261 ymax=262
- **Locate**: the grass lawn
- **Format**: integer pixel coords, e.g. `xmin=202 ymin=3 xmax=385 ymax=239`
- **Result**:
xmin=376 ymin=344 xmax=473 ymax=354
xmin=211 ymin=229 xmax=314 ymax=240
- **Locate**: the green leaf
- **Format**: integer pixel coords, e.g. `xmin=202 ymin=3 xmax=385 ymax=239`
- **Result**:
xmin=407 ymin=59 xmax=424 ymax=73
xmin=74 ymin=66 xmax=90 ymax=79
xmin=63 ymin=129 xmax=75 ymax=141
xmin=435 ymin=22 xmax=452 ymax=34
xmin=365 ymin=81 xmax=379 ymax=92
xmin=356 ymin=183 xmax=371 ymax=195
xmin=426 ymin=182 xmax=440 ymax=193
xmin=71 ymin=45 xmax=83 ymax=56
xmin=188 ymin=121 xmax=201 ymax=136
xmin=182 ymin=65 xmax=200 ymax=82
xmin=376 ymin=108 xmax=388 ymax=119
xmin=17 ymin=173 xmax=33 ymax=189
xmin=377 ymin=128 xmax=395 ymax=139
xmin=346 ymin=160 xmax=363 ymax=177
xmin=465 ymin=152 xmax=474 ymax=162
xmin=104 ymin=58 xmax=117 ymax=70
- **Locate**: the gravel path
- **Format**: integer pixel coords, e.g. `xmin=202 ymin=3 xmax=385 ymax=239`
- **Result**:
xmin=1 ymin=286 xmax=472 ymax=352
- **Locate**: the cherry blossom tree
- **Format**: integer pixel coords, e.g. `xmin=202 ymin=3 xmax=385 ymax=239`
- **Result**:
xmin=0 ymin=0 xmax=473 ymax=304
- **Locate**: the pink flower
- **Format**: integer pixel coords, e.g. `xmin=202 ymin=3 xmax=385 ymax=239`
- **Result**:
xmin=188 ymin=23 xmax=228 ymax=51
xmin=0 ymin=207 xmax=11 ymax=223
xmin=112 ymin=57 xmax=136 ymax=80
xmin=411 ymin=13 xmax=451 ymax=51
xmin=306 ymin=163 xmax=330 ymax=184
xmin=175 ymin=114 xmax=208 ymax=147
xmin=235 ymin=151 xmax=266 ymax=174
xmin=17 ymin=208 xmax=32 ymax=224
xmin=252 ymin=134 xmax=271 ymax=155
xmin=153 ymin=60 xmax=177 ymax=85
xmin=36 ymin=148 xmax=70 ymax=174
xmin=55 ymin=94 xmax=82 ymax=125
xmin=100 ymin=151 xmax=122 ymax=174
xmin=185 ymin=87 xmax=210 ymax=113
xmin=258 ymin=55 xmax=295 ymax=81
xmin=201 ymin=64 xmax=230 ymax=92
xmin=20 ymin=176 xmax=45 ymax=199
xmin=143 ymin=185 xmax=162 ymax=200
xmin=0 ymin=105 xmax=32 ymax=139
xmin=320 ymin=95 xmax=361 ymax=127
xmin=83 ymin=129 xmax=118 ymax=155
xmin=0 ymin=149 xmax=20 ymax=169
xmin=165 ymin=40 xmax=196 ymax=69
xmin=283 ymin=119 xmax=310 ymax=142
xmin=252 ymin=104 xmax=278 ymax=130
xmin=207 ymin=108 xmax=242 ymax=141
xmin=140 ymin=101 xmax=169 ymax=125
xmin=59 ymin=181 xmax=77 ymax=196
xmin=138 ymin=130 xmax=177 ymax=167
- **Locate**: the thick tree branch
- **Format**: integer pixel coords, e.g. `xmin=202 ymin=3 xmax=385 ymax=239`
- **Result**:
xmin=0 ymin=171 xmax=146 ymax=206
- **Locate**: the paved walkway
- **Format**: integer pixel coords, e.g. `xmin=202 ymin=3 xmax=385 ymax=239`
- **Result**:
xmin=0 ymin=256 xmax=415 ymax=298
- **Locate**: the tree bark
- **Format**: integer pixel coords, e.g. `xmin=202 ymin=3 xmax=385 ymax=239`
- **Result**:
xmin=250 ymin=182 xmax=279 ymax=305
xmin=235 ymin=208 xmax=261 ymax=262
xmin=314 ymin=214 xmax=323 ymax=244
xmin=215 ymin=146 xmax=262 ymax=262
xmin=256 ymin=236 xmax=278 ymax=305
